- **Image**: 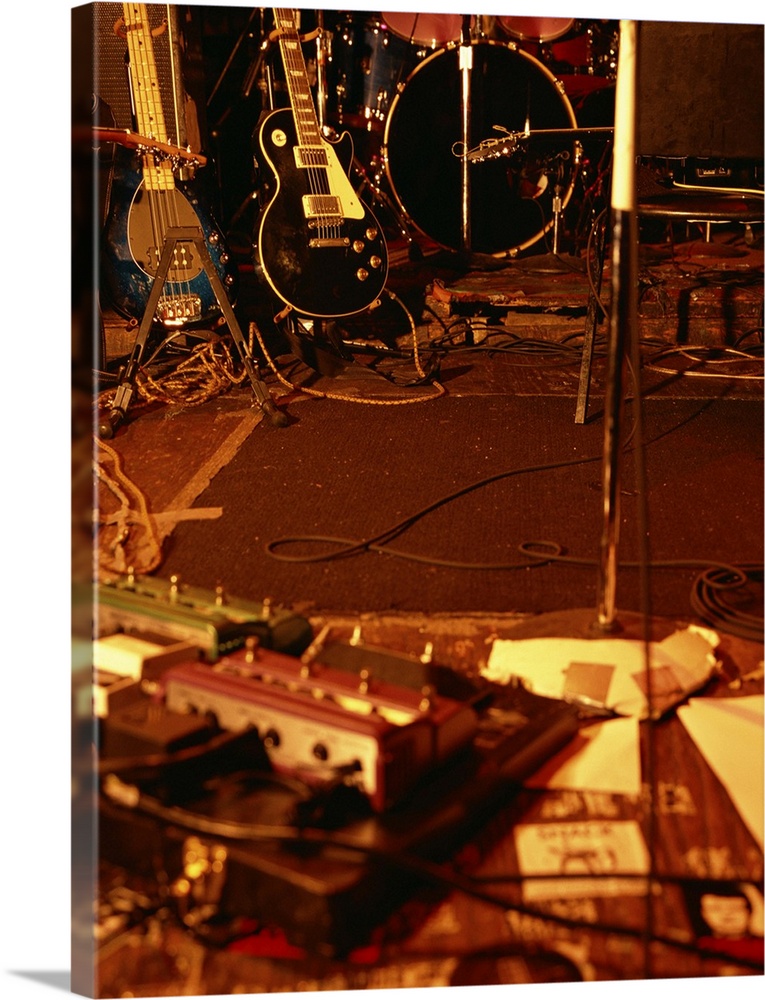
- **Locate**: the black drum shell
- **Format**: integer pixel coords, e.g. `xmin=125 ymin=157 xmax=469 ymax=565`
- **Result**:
xmin=382 ymin=41 xmax=579 ymax=255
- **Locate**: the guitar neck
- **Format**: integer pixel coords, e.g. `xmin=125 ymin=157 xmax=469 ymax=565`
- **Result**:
xmin=121 ymin=2 xmax=174 ymax=190
xmin=272 ymin=8 xmax=323 ymax=148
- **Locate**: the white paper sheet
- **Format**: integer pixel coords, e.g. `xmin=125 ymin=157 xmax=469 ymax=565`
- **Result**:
xmin=484 ymin=625 xmax=720 ymax=719
xmin=525 ymin=715 xmax=642 ymax=797
xmin=677 ymin=695 xmax=764 ymax=851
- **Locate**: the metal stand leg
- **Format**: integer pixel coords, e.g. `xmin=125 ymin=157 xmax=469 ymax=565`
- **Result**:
xmin=99 ymin=226 xmax=286 ymax=438
xmin=575 ymin=214 xmax=608 ymax=424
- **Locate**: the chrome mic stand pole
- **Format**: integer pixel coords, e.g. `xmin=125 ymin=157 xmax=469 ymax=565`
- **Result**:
xmin=459 ymin=15 xmax=473 ymax=250
xmin=595 ymin=20 xmax=638 ymax=631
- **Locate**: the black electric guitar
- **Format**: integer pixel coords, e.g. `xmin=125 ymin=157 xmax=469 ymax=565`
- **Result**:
xmin=101 ymin=3 xmax=237 ymax=328
xmin=254 ymin=8 xmax=388 ymax=318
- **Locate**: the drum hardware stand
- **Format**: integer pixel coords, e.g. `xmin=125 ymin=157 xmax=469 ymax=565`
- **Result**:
xmin=206 ymin=8 xmax=264 ymax=109
xmin=313 ymin=19 xmax=421 ymax=259
xmin=348 ymin=155 xmax=422 ymax=259
xmin=98 ymin=226 xmax=286 ymax=439
xmin=575 ymin=210 xmax=609 ymax=425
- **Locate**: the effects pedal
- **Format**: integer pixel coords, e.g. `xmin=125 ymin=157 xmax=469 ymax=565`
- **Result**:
xmin=162 ymin=641 xmax=478 ymax=812
xmin=97 ymin=573 xmax=313 ymax=661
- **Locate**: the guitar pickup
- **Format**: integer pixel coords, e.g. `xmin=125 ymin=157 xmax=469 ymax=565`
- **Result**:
xmin=294 ymin=146 xmax=329 ymax=169
xmin=302 ymin=194 xmax=343 ymax=219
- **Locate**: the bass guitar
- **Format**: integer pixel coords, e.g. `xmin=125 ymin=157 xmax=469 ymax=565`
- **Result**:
xmin=254 ymin=8 xmax=388 ymax=318
xmin=101 ymin=3 xmax=237 ymax=328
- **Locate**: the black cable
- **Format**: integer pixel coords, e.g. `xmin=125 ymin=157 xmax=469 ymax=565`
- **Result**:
xmin=95 ymin=728 xmax=245 ymax=777
xmin=99 ymin=780 xmax=764 ymax=971
xmin=690 ymin=563 xmax=764 ymax=641
xmin=263 ymin=386 xmax=762 ymax=634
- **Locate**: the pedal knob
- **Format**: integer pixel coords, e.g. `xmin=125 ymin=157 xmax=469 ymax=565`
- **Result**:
xmin=419 ymin=684 xmax=435 ymax=712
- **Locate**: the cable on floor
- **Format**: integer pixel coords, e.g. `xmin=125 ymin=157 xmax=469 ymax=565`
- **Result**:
xmin=252 ymin=290 xmax=447 ymax=407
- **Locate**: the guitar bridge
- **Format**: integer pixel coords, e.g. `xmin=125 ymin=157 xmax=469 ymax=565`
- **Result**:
xmin=308 ymin=237 xmax=351 ymax=248
xmin=157 ymin=294 xmax=203 ymax=325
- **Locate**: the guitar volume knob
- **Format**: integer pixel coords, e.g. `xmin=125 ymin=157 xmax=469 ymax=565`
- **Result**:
xmin=365 ymin=227 xmax=378 ymax=241
xmin=352 ymin=240 xmax=365 ymax=253
xmin=369 ymin=256 xmax=382 ymax=269
xmin=356 ymin=268 xmax=369 ymax=281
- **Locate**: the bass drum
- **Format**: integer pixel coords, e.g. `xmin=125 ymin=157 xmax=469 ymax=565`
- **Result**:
xmin=383 ymin=42 xmax=579 ymax=256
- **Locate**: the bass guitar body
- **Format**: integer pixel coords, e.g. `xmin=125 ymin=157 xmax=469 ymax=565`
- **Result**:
xmin=255 ymin=108 xmax=388 ymax=318
xmin=101 ymin=149 xmax=238 ymax=328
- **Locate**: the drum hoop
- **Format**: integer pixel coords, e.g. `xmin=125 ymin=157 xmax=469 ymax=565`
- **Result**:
xmin=382 ymin=41 xmax=580 ymax=257
xmin=381 ymin=12 xmax=464 ymax=48
xmin=499 ymin=17 xmax=577 ymax=44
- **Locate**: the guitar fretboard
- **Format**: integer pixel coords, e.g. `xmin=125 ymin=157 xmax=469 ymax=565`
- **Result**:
xmin=121 ymin=2 xmax=173 ymax=191
xmin=272 ymin=8 xmax=323 ymax=149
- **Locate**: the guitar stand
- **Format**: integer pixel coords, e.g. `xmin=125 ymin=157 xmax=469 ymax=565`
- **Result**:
xmin=98 ymin=225 xmax=287 ymax=438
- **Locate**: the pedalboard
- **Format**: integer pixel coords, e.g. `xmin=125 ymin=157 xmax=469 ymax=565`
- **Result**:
xmin=99 ymin=679 xmax=581 ymax=955
xmin=96 ymin=573 xmax=313 ymax=660
xmin=92 ymin=605 xmax=583 ymax=956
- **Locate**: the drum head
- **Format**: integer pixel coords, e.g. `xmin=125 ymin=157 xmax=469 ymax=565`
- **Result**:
xmin=381 ymin=11 xmax=463 ymax=48
xmin=383 ymin=42 xmax=578 ymax=256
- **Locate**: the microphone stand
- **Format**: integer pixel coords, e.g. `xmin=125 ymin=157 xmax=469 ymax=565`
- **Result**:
xmin=595 ymin=20 xmax=638 ymax=632
xmin=459 ymin=15 xmax=473 ymax=251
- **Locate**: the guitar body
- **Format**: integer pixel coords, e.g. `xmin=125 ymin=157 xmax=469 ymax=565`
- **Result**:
xmin=255 ymin=108 xmax=388 ymax=318
xmin=101 ymin=149 xmax=238 ymax=328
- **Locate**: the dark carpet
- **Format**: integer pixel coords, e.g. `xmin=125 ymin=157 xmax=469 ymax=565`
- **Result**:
xmin=160 ymin=388 xmax=763 ymax=622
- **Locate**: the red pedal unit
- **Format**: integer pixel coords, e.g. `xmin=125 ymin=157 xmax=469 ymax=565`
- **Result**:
xmin=162 ymin=645 xmax=478 ymax=812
